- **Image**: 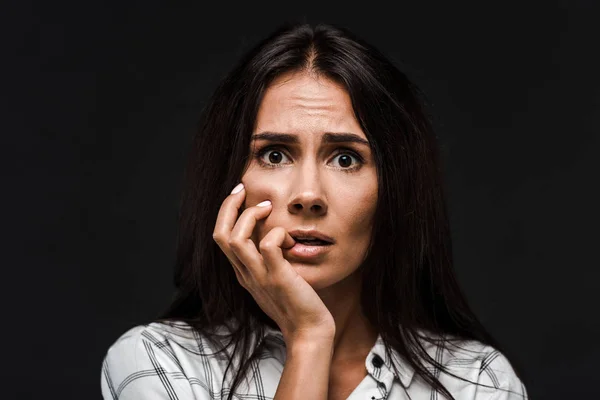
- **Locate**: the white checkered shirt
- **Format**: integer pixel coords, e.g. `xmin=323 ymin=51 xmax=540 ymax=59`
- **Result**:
xmin=101 ymin=321 xmax=528 ymax=399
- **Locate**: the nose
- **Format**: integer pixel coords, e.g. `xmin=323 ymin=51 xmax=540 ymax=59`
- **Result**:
xmin=288 ymin=193 xmax=327 ymax=216
xmin=287 ymin=166 xmax=328 ymax=217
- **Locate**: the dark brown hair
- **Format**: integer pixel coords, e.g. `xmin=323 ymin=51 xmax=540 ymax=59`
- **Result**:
xmin=155 ymin=21 xmax=524 ymax=399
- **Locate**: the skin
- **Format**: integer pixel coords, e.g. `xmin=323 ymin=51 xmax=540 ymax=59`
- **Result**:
xmin=214 ymin=70 xmax=379 ymax=372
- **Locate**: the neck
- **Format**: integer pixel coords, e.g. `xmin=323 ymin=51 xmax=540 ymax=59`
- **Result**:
xmin=316 ymin=269 xmax=378 ymax=364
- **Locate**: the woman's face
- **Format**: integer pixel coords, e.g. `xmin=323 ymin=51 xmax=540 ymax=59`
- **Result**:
xmin=241 ymin=71 xmax=378 ymax=291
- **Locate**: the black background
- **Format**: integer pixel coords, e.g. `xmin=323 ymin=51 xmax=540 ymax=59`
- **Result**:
xmin=3 ymin=1 xmax=598 ymax=399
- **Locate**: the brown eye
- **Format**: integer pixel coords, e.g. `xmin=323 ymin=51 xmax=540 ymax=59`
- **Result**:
xmin=332 ymin=153 xmax=361 ymax=169
xmin=254 ymin=145 xmax=364 ymax=172
xmin=267 ymin=151 xmax=284 ymax=164
xmin=254 ymin=146 xmax=291 ymax=167
xmin=337 ymin=154 xmax=352 ymax=168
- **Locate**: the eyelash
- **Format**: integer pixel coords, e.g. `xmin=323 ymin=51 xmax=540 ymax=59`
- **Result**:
xmin=252 ymin=145 xmax=365 ymax=172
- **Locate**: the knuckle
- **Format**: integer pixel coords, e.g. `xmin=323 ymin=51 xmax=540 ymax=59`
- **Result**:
xmin=227 ymin=237 xmax=239 ymax=249
xmin=259 ymin=227 xmax=285 ymax=252
xmin=258 ymin=238 xmax=276 ymax=252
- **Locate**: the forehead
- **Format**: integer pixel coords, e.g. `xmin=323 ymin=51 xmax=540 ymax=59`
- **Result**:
xmin=254 ymin=71 xmax=365 ymax=140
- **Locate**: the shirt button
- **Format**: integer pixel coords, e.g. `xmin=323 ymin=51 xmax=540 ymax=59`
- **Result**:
xmin=372 ymin=354 xmax=384 ymax=368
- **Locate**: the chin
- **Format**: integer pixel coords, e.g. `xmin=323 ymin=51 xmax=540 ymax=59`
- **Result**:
xmin=288 ymin=263 xmax=339 ymax=290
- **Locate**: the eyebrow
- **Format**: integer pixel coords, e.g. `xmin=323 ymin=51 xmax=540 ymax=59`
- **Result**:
xmin=250 ymin=132 xmax=370 ymax=147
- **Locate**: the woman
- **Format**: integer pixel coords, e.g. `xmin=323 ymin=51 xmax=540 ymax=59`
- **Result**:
xmin=101 ymin=22 xmax=528 ymax=400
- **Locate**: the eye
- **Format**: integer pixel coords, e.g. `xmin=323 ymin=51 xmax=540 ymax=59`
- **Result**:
xmin=331 ymin=152 xmax=362 ymax=169
xmin=253 ymin=145 xmax=365 ymax=172
xmin=255 ymin=147 xmax=291 ymax=166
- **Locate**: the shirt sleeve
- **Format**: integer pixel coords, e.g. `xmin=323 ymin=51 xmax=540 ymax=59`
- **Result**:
xmin=477 ymin=349 xmax=528 ymax=400
xmin=100 ymin=326 xmax=203 ymax=400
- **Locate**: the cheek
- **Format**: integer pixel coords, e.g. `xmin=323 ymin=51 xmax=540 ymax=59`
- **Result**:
xmin=341 ymin=188 xmax=377 ymax=231
xmin=347 ymin=207 xmax=375 ymax=237
xmin=241 ymin=172 xmax=282 ymax=242
xmin=240 ymin=172 xmax=276 ymax=209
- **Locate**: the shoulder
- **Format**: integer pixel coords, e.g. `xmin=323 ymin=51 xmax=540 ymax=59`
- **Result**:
xmin=101 ymin=321 xmax=188 ymax=368
xmin=414 ymin=333 xmax=528 ymax=399
xmin=100 ymin=320 xmax=224 ymax=399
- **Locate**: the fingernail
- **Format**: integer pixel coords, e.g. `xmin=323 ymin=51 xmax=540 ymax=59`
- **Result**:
xmin=256 ymin=200 xmax=271 ymax=207
xmin=231 ymin=183 xmax=244 ymax=194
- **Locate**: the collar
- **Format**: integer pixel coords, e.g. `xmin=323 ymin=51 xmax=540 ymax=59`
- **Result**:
xmin=367 ymin=334 xmax=415 ymax=390
xmin=261 ymin=325 xmax=415 ymax=391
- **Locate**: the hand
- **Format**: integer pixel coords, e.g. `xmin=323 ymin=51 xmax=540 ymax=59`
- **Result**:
xmin=212 ymin=184 xmax=335 ymax=344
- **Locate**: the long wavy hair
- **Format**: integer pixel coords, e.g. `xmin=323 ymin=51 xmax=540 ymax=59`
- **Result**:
xmin=154 ymin=21 xmax=524 ymax=399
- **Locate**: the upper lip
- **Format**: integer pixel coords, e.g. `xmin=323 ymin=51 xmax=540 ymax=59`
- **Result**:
xmin=288 ymin=229 xmax=335 ymax=244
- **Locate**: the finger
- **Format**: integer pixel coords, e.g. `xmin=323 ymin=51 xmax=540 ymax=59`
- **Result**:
xmin=259 ymin=226 xmax=296 ymax=273
xmin=229 ymin=200 xmax=273 ymax=278
xmin=213 ymin=183 xmax=249 ymax=280
xmin=213 ymin=183 xmax=246 ymax=247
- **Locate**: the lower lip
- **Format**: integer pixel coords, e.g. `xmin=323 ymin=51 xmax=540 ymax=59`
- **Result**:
xmin=286 ymin=242 xmax=333 ymax=259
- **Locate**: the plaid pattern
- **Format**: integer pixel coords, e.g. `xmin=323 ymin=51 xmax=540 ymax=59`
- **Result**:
xmin=101 ymin=321 xmax=528 ymax=399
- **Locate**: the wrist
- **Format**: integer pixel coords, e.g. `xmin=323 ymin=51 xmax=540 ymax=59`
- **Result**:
xmin=286 ymin=333 xmax=335 ymax=357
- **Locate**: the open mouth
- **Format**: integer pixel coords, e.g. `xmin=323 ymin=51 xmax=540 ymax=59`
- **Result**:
xmin=293 ymin=238 xmax=332 ymax=246
xmin=287 ymin=237 xmax=334 ymax=259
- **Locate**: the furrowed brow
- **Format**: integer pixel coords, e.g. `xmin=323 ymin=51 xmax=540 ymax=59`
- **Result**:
xmin=251 ymin=132 xmax=370 ymax=147
xmin=250 ymin=132 xmax=299 ymax=144
xmin=321 ymin=132 xmax=370 ymax=146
